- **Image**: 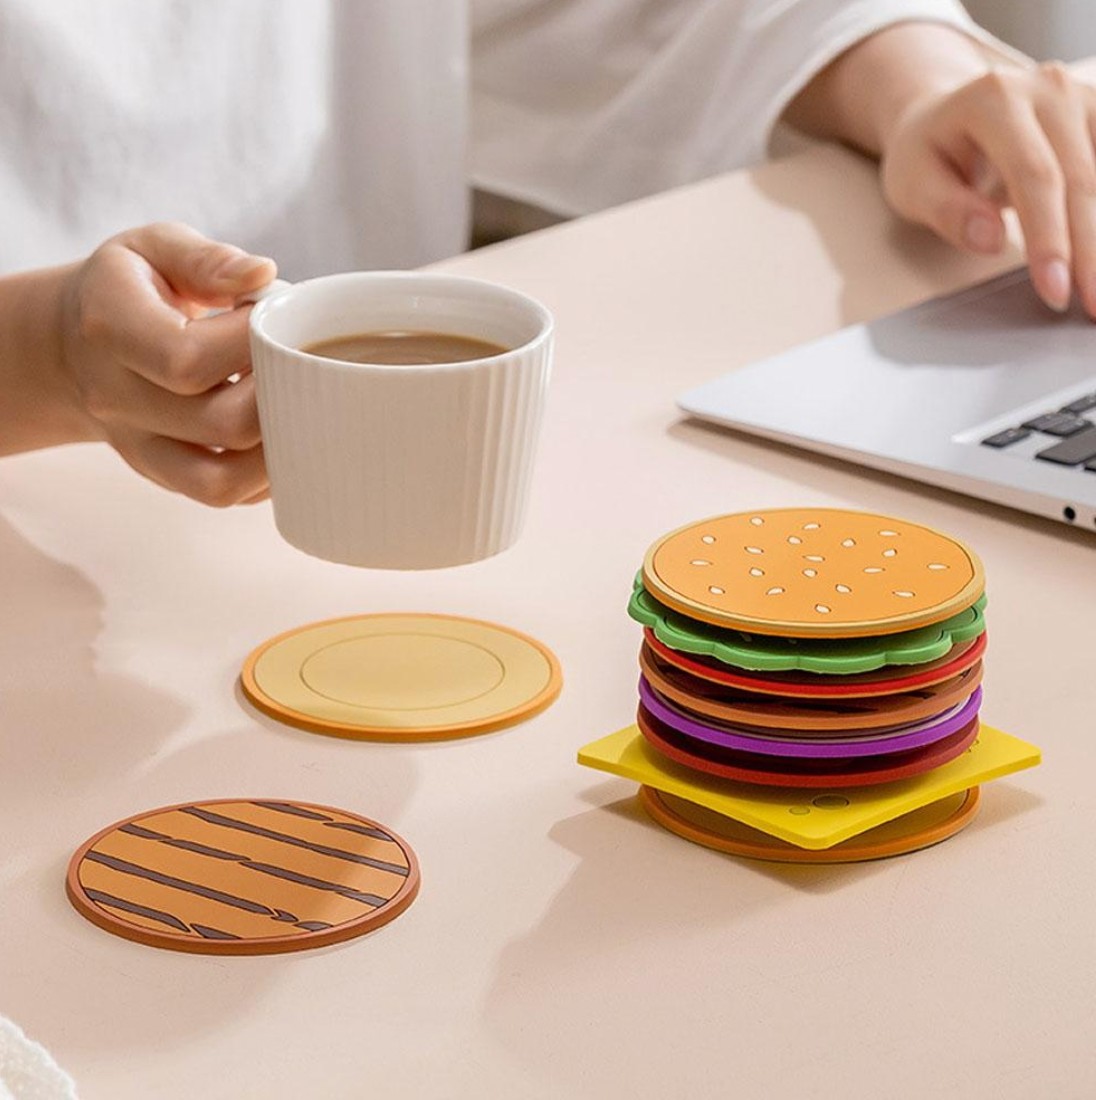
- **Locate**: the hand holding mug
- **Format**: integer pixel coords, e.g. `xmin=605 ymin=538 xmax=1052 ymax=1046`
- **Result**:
xmin=57 ymin=221 xmax=276 ymax=505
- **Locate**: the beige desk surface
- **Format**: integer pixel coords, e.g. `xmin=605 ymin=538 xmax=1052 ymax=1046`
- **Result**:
xmin=3 ymin=140 xmax=1094 ymax=1100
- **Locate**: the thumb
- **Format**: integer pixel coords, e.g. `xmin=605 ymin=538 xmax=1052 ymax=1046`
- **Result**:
xmin=117 ymin=221 xmax=277 ymax=306
xmin=885 ymin=155 xmax=1006 ymax=255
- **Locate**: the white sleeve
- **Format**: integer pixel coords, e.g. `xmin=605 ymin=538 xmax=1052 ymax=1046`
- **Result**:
xmin=471 ymin=0 xmax=1025 ymax=217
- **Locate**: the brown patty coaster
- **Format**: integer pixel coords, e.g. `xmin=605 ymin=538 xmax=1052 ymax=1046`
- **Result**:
xmin=642 ymin=508 xmax=984 ymax=638
xmin=639 ymin=642 xmax=983 ymax=731
xmin=67 ymin=799 xmax=420 ymax=955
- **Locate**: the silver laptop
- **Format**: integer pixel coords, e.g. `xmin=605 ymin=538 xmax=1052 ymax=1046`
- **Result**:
xmin=679 ymin=268 xmax=1096 ymax=532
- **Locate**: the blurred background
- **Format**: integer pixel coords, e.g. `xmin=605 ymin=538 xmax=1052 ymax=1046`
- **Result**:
xmin=965 ymin=0 xmax=1096 ymax=60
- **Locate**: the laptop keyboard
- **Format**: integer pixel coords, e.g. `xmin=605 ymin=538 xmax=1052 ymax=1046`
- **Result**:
xmin=983 ymin=391 xmax=1096 ymax=470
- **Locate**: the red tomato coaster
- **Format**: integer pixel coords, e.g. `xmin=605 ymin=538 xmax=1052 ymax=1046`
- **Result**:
xmin=636 ymin=706 xmax=980 ymax=789
xmin=644 ymin=629 xmax=986 ymax=699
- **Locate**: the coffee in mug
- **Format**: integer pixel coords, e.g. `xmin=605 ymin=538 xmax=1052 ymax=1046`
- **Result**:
xmin=302 ymin=331 xmax=508 ymax=366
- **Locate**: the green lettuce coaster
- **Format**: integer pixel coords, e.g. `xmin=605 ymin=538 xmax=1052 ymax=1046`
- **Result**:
xmin=628 ymin=576 xmax=986 ymax=675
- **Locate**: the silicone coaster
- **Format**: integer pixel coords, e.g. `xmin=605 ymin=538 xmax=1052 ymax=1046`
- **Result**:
xmin=629 ymin=580 xmax=986 ymax=674
xmin=645 ymin=630 xmax=987 ymax=698
xmin=642 ymin=509 xmax=984 ymax=638
xmin=66 ymin=799 xmax=420 ymax=954
xmin=639 ymin=786 xmax=981 ymax=863
xmin=639 ymin=642 xmax=984 ymax=730
xmin=638 ymin=706 xmax=979 ymax=787
xmin=241 ymin=614 xmax=562 ymax=741
xmin=639 ymin=681 xmax=982 ymax=758
xmin=577 ymin=721 xmax=1039 ymax=848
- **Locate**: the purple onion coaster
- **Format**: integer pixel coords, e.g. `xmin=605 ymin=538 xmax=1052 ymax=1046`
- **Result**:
xmin=637 ymin=677 xmax=982 ymax=760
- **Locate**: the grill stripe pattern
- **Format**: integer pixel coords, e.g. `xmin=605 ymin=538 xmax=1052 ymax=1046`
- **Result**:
xmin=67 ymin=800 xmax=420 ymax=955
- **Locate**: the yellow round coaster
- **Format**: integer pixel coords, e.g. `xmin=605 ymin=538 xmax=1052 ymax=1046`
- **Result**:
xmin=642 ymin=509 xmax=984 ymax=638
xmin=241 ymin=614 xmax=562 ymax=741
xmin=639 ymin=785 xmax=980 ymax=864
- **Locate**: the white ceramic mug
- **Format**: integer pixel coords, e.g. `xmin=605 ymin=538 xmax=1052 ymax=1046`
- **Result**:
xmin=249 ymin=272 xmax=553 ymax=569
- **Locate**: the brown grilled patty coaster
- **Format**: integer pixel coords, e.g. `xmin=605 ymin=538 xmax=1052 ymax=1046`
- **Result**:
xmin=639 ymin=642 xmax=984 ymax=732
xmin=67 ymin=799 xmax=420 ymax=955
xmin=639 ymin=785 xmax=981 ymax=863
xmin=641 ymin=508 xmax=984 ymax=638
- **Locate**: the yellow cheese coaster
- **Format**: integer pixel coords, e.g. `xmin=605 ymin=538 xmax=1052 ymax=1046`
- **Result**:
xmin=639 ymin=786 xmax=981 ymax=864
xmin=577 ymin=723 xmax=1038 ymax=850
xmin=242 ymin=614 xmax=562 ymax=741
xmin=642 ymin=509 xmax=984 ymax=638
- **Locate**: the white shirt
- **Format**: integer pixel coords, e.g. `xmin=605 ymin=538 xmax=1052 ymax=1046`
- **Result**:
xmin=0 ymin=0 xmax=468 ymax=279
xmin=471 ymin=0 xmax=1005 ymax=217
xmin=0 ymin=0 xmax=995 ymax=280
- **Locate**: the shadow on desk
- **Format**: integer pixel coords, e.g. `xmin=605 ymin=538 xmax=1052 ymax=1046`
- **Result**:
xmin=749 ymin=145 xmax=1018 ymax=330
xmin=478 ymin=780 xmax=890 ymax=1096
xmin=480 ymin=777 xmax=1044 ymax=1098
xmin=0 ymin=514 xmax=276 ymax=1057
xmin=0 ymin=512 xmax=188 ymax=808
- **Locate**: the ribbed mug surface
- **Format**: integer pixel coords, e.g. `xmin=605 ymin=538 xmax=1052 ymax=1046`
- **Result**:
xmin=250 ymin=272 xmax=553 ymax=569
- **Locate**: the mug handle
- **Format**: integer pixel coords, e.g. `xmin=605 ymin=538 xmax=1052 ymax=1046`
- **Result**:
xmin=235 ymin=278 xmax=293 ymax=307
xmin=228 ymin=279 xmax=291 ymax=383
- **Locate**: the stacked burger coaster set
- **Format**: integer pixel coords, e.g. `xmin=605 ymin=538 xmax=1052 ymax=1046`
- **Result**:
xmin=579 ymin=509 xmax=1041 ymax=863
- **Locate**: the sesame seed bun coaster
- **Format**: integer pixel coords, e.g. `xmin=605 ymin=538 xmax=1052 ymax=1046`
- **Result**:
xmin=241 ymin=613 xmax=562 ymax=741
xmin=641 ymin=508 xmax=984 ymax=638
xmin=67 ymin=799 xmax=420 ymax=954
xmin=578 ymin=508 xmax=1041 ymax=861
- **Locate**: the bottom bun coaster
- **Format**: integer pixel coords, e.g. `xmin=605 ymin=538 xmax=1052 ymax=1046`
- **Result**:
xmin=639 ymin=786 xmax=981 ymax=864
xmin=66 ymin=799 xmax=420 ymax=955
xmin=577 ymin=723 xmax=1039 ymax=849
xmin=241 ymin=613 xmax=562 ymax=741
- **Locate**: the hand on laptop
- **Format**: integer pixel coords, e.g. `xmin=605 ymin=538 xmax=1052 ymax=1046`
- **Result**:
xmin=787 ymin=22 xmax=1096 ymax=318
xmin=0 ymin=222 xmax=276 ymax=505
xmin=882 ymin=61 xmax=1096 ymax=318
